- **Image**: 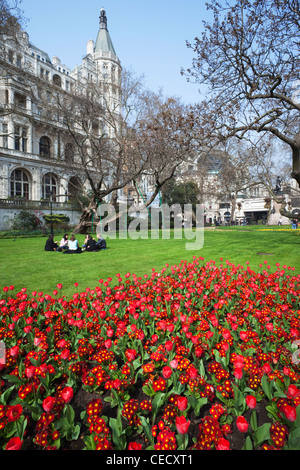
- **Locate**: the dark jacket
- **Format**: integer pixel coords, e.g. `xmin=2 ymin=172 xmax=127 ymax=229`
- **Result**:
xmin=45 ymin=237 xmax=58 ymax=251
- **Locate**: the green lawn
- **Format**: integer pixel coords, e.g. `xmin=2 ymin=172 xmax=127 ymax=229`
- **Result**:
xmin=0 ymin=227 xmax=299 ymax=298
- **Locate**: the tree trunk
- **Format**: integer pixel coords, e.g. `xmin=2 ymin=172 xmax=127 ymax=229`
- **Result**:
xmin=292 ymin=146 xmax=300 ymax=188
xmin=73 ymin=202 xmax=97 ymax=234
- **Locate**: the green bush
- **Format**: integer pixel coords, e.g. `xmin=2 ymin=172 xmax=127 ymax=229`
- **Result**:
xmin=11 ymin=210 xmax=43 ymax=232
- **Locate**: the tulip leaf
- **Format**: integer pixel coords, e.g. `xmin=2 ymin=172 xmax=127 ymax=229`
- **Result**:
xmin=253 ymin=422 xmax=271 ymax=447
xmin=261 ymin=374 xmax=272 ymax=400
xmin=243 ymin=435 xmax=253 ymax=450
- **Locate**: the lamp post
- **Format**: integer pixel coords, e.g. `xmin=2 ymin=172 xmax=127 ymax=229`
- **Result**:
xmin=50 ymin=190 xmax=53 ymax=237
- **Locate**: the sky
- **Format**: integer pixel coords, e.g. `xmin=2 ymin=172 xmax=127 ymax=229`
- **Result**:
xmin=19 ymin=0 xmax=213 ymax=105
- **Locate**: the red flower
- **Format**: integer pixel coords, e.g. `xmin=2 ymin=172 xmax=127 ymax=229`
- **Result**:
xmin=125 ymin=349 xmax=137 ymax=361
xmin=6 ymin=404 xmax=22 ymax=422
xmin=245 ymin=395 xmax=256 ymax=409
xmin=128 ymin=442 xmax=142 ymax=450
xmin=165 ymin=340 xmax=173 ymax=351
xmin=60 ymin=349 xmax=70 ymax=360
xmin=215 ymin=437 xmax=230 ymax=450
xmin=42 ymin=396 xmax=55 ymax=412
xmin=5 ymin=437 xmax=23 ymax=450
xmin=262 ymin=363 xmax=272 ymax=374
xmin=233 ymin=368 xmax=243 ymax=379
xmin=10 ymin=345 xmax=19 ymax=357
xmin=239 ymin=331 xmax=248 ymax=341
xmin=175 ymin=415 xmax=190 ymax=434
xmin=177 ymin=396 xmax=188 ymax=411
xmin=162 ymin=366 xmax=172 ymax=379
xmin=287 ymin=385 xmax=300 ymax=398
xmin=61 ymin=386 xmax=73 ymax=404
xmin=236 ymin=415 xmax=249 ymax=433
xmin=282 ymin=404 xmax=297 ymax=422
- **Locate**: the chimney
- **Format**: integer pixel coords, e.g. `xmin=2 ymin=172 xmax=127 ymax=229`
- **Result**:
xmin=87 ymin=40 xmax=94 ymax=55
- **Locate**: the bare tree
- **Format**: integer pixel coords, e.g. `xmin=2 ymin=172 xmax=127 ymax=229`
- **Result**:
xmin=136 ymin=96 xmax=196 ymax=209
xmin=183 ymin=0 xmax=300 ymax=196
xmin=45 ymin=67 xmax=194 ymax=233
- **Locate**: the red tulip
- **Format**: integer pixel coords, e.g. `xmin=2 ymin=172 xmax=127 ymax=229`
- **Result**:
xmin=5 ymin=437 xmax=23 ymax=450
xmin=283 ymin=404 xmax=297 ymax=422
xmin=60 ymin=349 xmax=70 ymax=360
xmin=125 ymin=349 xmax=137 ymax=361
xmin=165 ymin=340 xmax=173 ymax=351
xmin=175 ymin=415 xmax=190 ymax=434
xmin=262 ymin=363 xmax=272 ymax=374
xmin=233 ymin=368 xmax=243 ymax=379
xmin=61 ymin=386 xmax=73 ymax=404
xmin=236 ymin=415 xmax=249 ymax=433
xmin=162 ymin=366 xmax=172 ymax=379
xmin=245 ymin=395 xmax=256 ymax=409
xmin=177 ymin=396 xmax=188 ymax=411
xmin=10 ymin=345 xmax=19 ymax=357
xmin=6 ymin=404 xmax=22 ymax=422
xmin=287 ymin=385 xmax=300 ymax=398
xmin=239 ymin=331 xmax=248 ymax=341
xmin=215 ymin=437 xmax=230 ymax=450
xmin=42 ymin=396 xmax=55 ymax=412
xmin=128 ymin=442 xmax=142 ymax=450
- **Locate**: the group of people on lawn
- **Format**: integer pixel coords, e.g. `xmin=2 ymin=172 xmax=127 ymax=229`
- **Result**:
xmin=44 ymin=233 xmax=106 ymax=253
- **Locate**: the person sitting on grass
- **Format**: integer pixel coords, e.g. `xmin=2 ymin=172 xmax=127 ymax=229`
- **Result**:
xmin=58 ymin=234 xmax=69 ymax=251
xmin=95 ymin=234 xmax=107 ymax=250
xmin=63 ymin=235 xmax=82 ymax=253
xmin=82 ymin=234 xmax=89 ymax=250
xmin=44 ymin=235 xmax=59 ymax=252
xmin=85 ymin=235 xmax=99 ymax=252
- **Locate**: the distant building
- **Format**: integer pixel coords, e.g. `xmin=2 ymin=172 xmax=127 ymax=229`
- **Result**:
xmin=178 ymin=152 xmax=299 ymax=226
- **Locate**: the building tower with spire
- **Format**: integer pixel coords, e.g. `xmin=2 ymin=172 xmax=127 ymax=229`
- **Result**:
xmin=71 ymin=7 xmax=122 ymax=110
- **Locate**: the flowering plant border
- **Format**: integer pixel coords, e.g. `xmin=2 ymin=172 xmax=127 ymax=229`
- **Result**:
xmin=0 ymin=256 xmax=300 ymax=450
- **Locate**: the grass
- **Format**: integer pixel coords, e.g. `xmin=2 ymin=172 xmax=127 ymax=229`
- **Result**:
xmin=0 ymin=227 xmax=299 ymax=298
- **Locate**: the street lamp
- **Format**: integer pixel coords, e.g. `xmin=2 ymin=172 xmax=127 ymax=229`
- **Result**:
xmin=50 ymin=190 xmax=53 ymax=237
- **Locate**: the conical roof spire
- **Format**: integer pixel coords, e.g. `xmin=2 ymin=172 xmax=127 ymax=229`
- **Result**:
xmin=94 ymin=7 xmax=117 ymax=57
xmin=99 ymin=7 xmax=107 ymax=30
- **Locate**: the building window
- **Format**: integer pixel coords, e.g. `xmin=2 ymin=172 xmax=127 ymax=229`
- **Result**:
xmin=14 ymin=92 xmax=27 ymax=109
xmin=14 ymin=126 xmax=27 ymax=152
xmin=16 ymin=54 xmax=22 ymax=67
xmin=2 ymin=123 xmax=8 ymax=148
xmin=64 ymin=143 xmax=74 ymax=162
xmin=42 ymin=173 xmax=57 ymax=201
xmin=53 ymin=74 xmax=62 ymax=87
xmin=39 ymin=136 xmax=51 ymax=158
xmin=8 ymin=50 xmax=14 ymax=64
xmin=10 ymin=169 xmax=31 ymax=199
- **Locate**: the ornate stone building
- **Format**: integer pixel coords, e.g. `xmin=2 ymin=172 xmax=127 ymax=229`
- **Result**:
xmin=0 ymin=8 xmax=121 ymax=230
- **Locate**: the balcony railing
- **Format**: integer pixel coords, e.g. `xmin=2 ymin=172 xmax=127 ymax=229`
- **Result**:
xmin=0 ymin=198 xmax=80 ymax=210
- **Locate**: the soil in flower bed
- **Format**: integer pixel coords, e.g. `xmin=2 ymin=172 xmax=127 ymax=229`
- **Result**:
xmin=1 ymin=257 xmax=300 ymax=451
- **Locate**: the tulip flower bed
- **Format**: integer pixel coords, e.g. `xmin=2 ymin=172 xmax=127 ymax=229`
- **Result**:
xmin=0 ymin=256 xmax=300 ymax=451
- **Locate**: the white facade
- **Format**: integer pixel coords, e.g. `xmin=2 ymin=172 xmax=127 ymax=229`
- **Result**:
xmin=0 ymin=9 xmax=121 ymax=230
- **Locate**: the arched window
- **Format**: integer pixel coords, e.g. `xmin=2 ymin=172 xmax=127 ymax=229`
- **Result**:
xmin=42 ymin=173 xmax=58 ymax=202
xmin=53 ymin=74 xmax=62 ymax=87
xmin=10 ymin=169 xmax=31 ymax=199
xmin=39 ymin=136 xmax=51 ymax=158
xmin=68 ymin=176 xmax=82 ymax=202
xmin=64 ymin=143 xmax=74 ymax=163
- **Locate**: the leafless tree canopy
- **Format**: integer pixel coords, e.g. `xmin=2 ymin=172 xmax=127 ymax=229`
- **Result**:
xmin=184 ymin=0 xmax=300 ymax=187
